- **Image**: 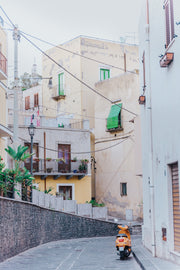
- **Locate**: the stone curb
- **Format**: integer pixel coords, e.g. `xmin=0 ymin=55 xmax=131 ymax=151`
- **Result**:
xmin=132 ymin=250 xmax=146 ymax=270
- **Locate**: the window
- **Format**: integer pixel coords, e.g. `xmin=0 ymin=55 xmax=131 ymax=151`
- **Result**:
xmin=120 ymin=183 xmax=127 ymax=196
xmin=58 ymin=73 xmax=64 ymax=95
xmin=107 ymin=103 xmax=122 ymax=131
xmin=164 ymin=0 xmax=174 ymax=48
xmin=100 ymin=68 xmax=110 ymax=81
xmin=34 ymin=93 xmax=39 ymax=107
xmin=25 ymin=96 xmax=30 ymax=110
xmin=58 ymin=185 xmax=72 ymax=200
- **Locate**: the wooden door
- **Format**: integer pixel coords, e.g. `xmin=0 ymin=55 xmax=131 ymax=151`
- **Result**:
xmin=58 ymin=144 xmax=71 ymax=172
xmin=171 ymin=162 xmax=180 ymax=252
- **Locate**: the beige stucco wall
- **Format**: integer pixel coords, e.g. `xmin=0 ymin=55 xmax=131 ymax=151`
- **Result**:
xmin=42 ymin=37 xmax=82 ymax=119
xmin=0 ymin=26 xmax=8 ymax=161
xmin=42 ymin=36 xmax=139 ymax=129
xmin=94 ymin=73 xmax=143 ymax=220
xmin=0 ymin=25 xmax=7 ymax=57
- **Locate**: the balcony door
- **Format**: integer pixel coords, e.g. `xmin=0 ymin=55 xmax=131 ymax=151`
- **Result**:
xmin=58 ymin=144 xmax=71 ymax=173
xmin=24 ymin=142 xmax=39 ymax=172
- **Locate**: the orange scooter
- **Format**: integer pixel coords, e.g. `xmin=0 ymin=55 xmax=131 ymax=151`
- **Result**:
xmin=115 ymin=224 xmax=132 ymax=259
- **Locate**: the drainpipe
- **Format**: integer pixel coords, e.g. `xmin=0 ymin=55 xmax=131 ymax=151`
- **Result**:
xmin=146 ymin=3 xmax=156 ymax=256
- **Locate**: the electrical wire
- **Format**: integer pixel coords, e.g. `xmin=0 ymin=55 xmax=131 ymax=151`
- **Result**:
xmin=18 ymin=135 xmax=130 ymax=155
xmin=95 ymin=131 xmax=134 ymax=144
xmin=0 ymin=6 xmax=15 ymax=28
xmin=20 ymin=32 xmax=138 ymax=117
xmin=20 ymin=30 xmax=138 ymax=74
xmin=0 ymin=7 xmax=139 ymax=75
xmin=0 ymin=6 xmax=138 ymax=117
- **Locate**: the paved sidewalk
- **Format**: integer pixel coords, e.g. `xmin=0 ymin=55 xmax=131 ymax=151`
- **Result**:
xmin=132 ymin=236 xmax=180 ymax=270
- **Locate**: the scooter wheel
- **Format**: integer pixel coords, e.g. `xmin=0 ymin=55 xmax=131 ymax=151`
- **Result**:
xmin=120 ymin=251 xmax=125 ymax=260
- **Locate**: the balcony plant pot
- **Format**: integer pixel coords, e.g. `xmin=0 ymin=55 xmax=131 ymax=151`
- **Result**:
xmin=71 ymin=157 xmax=77 ymax=162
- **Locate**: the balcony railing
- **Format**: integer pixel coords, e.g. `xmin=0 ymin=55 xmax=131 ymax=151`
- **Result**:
xmin=24 ymin=159 xmax=89 ymax=179
xmin=0 ymin=51 xmax=7 ymax=79
xmin=51 ymin=85 xmax=66 ymax=100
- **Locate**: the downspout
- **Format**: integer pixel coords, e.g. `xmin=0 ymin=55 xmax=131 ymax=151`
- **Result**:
xmin=146 ymin=0 xmax=156 ymax=256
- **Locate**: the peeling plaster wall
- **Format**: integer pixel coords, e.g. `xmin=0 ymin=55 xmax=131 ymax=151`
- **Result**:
xmin=94 ymin=74 xmax=143 ymax=220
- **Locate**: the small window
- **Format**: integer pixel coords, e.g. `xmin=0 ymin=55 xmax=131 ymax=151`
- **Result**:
xmin=164 ymin=0 xmax=174 ymax=48
xmin=34 ymin=93 xmax=39 ymax=107
xmin=100 ymin=68 xmax=110 ymax=81
xmin=25 ymin=96 xmax=30 ymax=110
xmin=58 ymin=73 xmax=64 ymax=95
xmin=58 ymin=185 xmax=72 ymax=200
xmin=120 ymin=183 xmax=127 ymax=196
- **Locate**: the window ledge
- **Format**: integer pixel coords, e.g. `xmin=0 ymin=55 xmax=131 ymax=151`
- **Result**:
xmin=106 ymin=127 xmax=123 ymax=133
xmin=160 ymin=52 xmax=174 ymax=68
xmin=52 ymin=95 xmax=66 ymax=101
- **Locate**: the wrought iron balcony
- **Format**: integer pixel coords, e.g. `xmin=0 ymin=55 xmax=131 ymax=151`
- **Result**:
xmin=24 ymin=159 xmax=89 ymax=180
xmin=0 ymin=51 xmax=7 ymax=79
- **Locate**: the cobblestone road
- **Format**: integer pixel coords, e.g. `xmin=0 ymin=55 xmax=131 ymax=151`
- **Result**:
xmin=0 ymin=236 xmax=141 ymax=270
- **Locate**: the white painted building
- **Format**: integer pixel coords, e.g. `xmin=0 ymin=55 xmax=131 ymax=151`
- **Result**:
xmin=139 ymin=0 xmax=180 ymax=264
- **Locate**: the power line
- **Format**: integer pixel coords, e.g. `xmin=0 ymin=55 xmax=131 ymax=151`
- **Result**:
xmin=20 ymin=30 xmax=138 ymax=74
xmin=18 ymin=135 xmax=130 ymax=155
xmin=95 ymin=131 xmax=134 ymax=144
xmin=0 ymin=6 xmax=15 ymax=28
xmin=20 ymin=32 xmax=138 ymax=117
xmin=0 ymin=6 xmax=138 ymax=117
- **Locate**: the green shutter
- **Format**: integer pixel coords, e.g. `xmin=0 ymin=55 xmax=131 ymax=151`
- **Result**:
xmin=100 ymin=69 xmax=110 ymax=81
xmin=58 ymin=73 xmax=64 ymax=95
xmin=107 ymin=103 xmax=122 ymax=130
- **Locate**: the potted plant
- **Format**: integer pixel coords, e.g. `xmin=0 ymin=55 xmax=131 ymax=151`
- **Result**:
xmin=46 ymin=157 xmax=52 ymax=161
xmin=71 ymin=157 xmax=77 ymax=162
xmin=33 ymin=157 xmax=40 ymax=162
xmin=46 ymin=168 xmax=53 ymax=173
xmin=78 ymin=160 xmax=88 ymax=173
xmin=81 ymin=159 xmax=89 ymax=164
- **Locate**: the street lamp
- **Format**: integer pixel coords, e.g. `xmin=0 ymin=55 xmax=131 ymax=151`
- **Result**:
xmin=32 ymin=76 xmax=53 ymax=89
xmin=28 ymin=122 xmax=36 ymax=175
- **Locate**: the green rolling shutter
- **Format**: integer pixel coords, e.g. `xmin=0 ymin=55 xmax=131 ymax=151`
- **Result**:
xmin=58 ymin=73 xmax=64 ymax=95
xmin=107 ymin=103 xmax=122 ymax=130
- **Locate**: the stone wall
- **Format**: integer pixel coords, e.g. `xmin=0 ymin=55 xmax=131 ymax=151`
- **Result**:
xmin=0 ymin=197 xmax=117 ymax=263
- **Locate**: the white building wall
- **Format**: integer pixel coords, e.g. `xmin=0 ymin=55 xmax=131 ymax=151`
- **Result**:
xmin=139 ymin=0 xmax=180 ymax=263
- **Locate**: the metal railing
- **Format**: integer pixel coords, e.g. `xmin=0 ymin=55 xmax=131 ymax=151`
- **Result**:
xmin=8 ymin=114 xmax=89 ymax=130
xmin=0 ymin=51 xmax=7 ymax=75
xmin=24 ymin=159 xmax=88 ymax=174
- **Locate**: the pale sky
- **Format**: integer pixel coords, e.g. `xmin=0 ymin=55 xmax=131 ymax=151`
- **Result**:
xmin=0 ymin=0 xmax=143 ymax=81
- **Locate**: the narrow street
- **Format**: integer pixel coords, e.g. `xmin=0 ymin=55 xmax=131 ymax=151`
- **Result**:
xmin=0 ymin=236 xmax=141 ymax=270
